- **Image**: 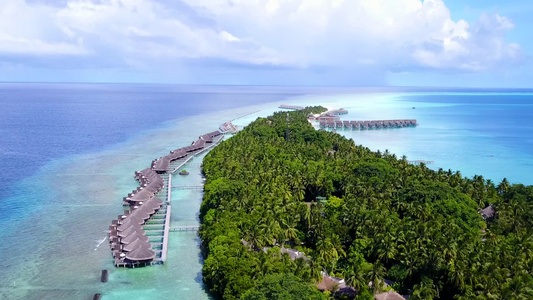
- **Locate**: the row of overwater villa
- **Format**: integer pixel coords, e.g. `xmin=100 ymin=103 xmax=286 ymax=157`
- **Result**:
xmin=317 ymin=119 xmax=417 ymax=129
xmin=107 ymin=130 xmax=223 ymax=268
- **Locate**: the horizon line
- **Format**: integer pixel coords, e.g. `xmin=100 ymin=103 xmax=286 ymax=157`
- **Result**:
xmin=0 ymin=81 xmax=533 ymax=91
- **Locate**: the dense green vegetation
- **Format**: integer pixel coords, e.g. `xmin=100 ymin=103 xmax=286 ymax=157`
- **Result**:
xmin=200 ymin=108 xmax=532 ymax=300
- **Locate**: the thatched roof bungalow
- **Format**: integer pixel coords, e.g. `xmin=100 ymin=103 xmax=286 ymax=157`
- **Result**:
xmin=317 ymin=273 xmax=346 ymax=291
xmin=125 ymin=246 xmax=156 ymax=262
xmin=123 ymin=238 xmax=152 ymax=252
xmin=151 ymin=156 xmax=171 ymax=172
xmin=478 ymin=205 xmax=495 ymax=219
xmin=375 ymin=290 xmax=405 ymax=300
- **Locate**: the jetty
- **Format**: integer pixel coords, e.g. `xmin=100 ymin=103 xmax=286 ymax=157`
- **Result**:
xmin=108 ymin=130 xmax=224 ymax=268
xmin=319 ymin=119 xmax=417 ymax=129
xmin=279 ymin=104 xmax=304 ymax=111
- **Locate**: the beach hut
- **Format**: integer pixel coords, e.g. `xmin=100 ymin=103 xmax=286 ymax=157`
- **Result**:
xmin=478 ymin=205 xmax=495 ymax=219
xmin=280 ymin=248 xmax=309 ymax=261
xmin=317 ymin=272 xmax=346 ymax=291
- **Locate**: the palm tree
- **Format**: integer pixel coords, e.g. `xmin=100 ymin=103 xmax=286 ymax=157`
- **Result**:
xmin=375 ymin=232 xmax=398 ymax=264
xmin=497 ymin=178 xmax=510 ymax=195
xmin=411 ymin=277 xmax=438 ymax=300
xmin=279 ymin=216 xmax=298 ymax=245
xmin=346 ymin=267 xmax=367 ymax=292
xmin=316 ymin=238 xmax=334 ymax=271
xmin=330 ymin=234 xmax=347 ymax=271
xmin=367 ymin=262 xmax=386 ymax=295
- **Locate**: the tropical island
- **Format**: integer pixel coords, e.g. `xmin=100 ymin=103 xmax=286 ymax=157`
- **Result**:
xmin=200 ymin=107 xmax=532 ymax=300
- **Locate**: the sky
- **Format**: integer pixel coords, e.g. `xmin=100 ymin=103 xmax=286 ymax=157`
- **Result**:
xmin=0 ymin=0 xmax=532 ymax=87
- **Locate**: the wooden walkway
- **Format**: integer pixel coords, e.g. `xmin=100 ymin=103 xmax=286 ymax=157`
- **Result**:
xmin=160 ymin=205 xmax=171 ymax=261
xmin=171 ymin=185 xmax=203 ymax=190
xmin=169 ymin=226 xmax=200 ymax=232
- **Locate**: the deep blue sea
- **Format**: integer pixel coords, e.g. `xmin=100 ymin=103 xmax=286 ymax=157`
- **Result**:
xmin=0 ymin=84 xmax=531 ymax=299
xmin=0 ymin=83 xmax=301 ymax=196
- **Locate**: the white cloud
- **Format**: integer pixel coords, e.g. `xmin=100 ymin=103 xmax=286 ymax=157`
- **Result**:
xmin=0 ymin=0 xmax=521 ymax=74
xmin=0 ymin=0 xmax=88 ymax=55
xmin=183 ymin=0 xmax=521 ymax=71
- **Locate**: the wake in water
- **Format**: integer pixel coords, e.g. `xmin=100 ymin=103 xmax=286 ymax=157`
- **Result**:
xmin=94 ymin=236 xmax=107 ymax=251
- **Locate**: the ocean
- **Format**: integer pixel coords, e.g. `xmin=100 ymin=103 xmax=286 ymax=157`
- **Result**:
xmin=0 ymin=84 xmax=531 ymax=299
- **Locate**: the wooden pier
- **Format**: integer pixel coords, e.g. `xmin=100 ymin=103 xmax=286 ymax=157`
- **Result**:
xmin=160 ymin=205 xmax=171 ymax=262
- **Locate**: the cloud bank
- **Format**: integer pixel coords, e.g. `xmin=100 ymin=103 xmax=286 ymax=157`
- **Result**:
xmin=0 ymin=0 xmax=522 ymax=83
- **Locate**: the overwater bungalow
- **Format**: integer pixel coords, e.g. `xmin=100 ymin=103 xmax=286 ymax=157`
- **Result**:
xmin=118 ymin=215 xmax=144 ymax=226
xmin=118 ymin=218 xmax=145 ymax=230
xmin=121 ymin=233 xmax=150 ymax=245
xmin=202 ymin=130 xmax=222 ymax=140
xmin=151 ymin=156 xmax=171 ymax=172
xmin=125 ymin=246 xmax=157 ymax=262
xmin=193 ymin=139 xmax=206 ymax=150
xmin=169 ymin=149 xmax=187 ymax=160
xmin=124 ymin=189 xmax=155 ymax=204
xmin=117 ymin=225 xmax=144 ymax=237
xmin=131 ymin=206 xmax=155 ymax=219
xmin=200 ymin=135 xmax=213 ymax=143
xmin=138 ymin=183 xmax=160 ymax=193
xmin=117 ymin=222 xmax=142 ymax=232
xmin=123 ymin=238 xmax=152 ymax=252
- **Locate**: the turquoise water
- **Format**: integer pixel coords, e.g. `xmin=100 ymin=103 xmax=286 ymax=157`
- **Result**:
xmin=0 ymin=86 xmax=531 ymax=299
xmin=286 ymin=92 xmax=533 ymax=185
xmin=0 ymin=96 xmax=283 ymax=299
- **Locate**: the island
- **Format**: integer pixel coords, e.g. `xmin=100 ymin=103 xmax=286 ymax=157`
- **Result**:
xmin=199 ymin=107 xmax=532 ymax=299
